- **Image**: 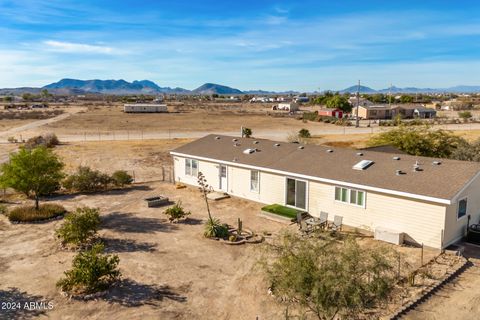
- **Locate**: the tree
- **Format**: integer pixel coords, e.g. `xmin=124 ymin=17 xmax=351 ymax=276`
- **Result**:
xmin=400 ymin=95 xmax=414 ymax=103
xmin=242 ymin=127 xmax=252 ymax=138
xmin=56 ymin=207 xmax=101 ymax=247
xmin=262 ymin=232 xmax=396 ymax=319
xmin=368 ymin=126 xmax=465 ymax=158
xmin=3 ymin=96 xmax=13 ymax=103
xmin=111 ymin=170 xmax=133 ymax=187
xmin=325 ymin=95 xmax=352 ymax=113
xmin=298 ymin=128 xmax=311 ymax=138
xmin=1 ymin=147 xmax=64 ymax=210
xmin=40 ymin=89 xmax=52 ymax=102
xmin=451 ymin=139 xmax=480 ymax=162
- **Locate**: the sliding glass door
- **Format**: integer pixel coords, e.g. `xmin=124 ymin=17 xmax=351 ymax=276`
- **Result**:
xmin=286 ymin=178 xmax=307 ymax=209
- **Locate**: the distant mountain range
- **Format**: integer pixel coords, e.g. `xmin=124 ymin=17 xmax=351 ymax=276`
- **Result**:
xmin=1 ymin=78 xmax=480 ymax=95
xmin=339 ymin=84 xmax=480 ymax=94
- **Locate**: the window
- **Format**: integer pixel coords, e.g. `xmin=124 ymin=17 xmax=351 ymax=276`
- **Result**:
xmin=458 ymin=198 xmax=467 ymax=219
xmin=250 ymin=170 xmax=259 ymax=192
xmin=185 ymin=158 xmax=198 ymax=177
xmin=286 ymin=178 xmax=307 ymax=209
xmin=335 ymin=186 xmax=365 ymax=207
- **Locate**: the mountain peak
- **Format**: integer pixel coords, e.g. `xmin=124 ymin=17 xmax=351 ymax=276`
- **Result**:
xmin=193 ymin=83 xmax=243 ymax=94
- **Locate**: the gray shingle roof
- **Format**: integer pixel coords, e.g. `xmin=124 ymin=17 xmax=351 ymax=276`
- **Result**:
xmin=171 ymin=134 xmax=480 ymax=201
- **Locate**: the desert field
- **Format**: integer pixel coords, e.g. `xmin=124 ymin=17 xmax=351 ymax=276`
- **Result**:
xmin=0 ymin=181 xmax=445 ymax=320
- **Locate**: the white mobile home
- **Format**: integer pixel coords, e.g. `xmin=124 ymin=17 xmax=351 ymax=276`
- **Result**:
xmin=170 ymin=135 xmax=480 ymax=249
xmin=276 ymin=103 xmax=299 ymax=112
xmin=123 ymin=103 xmax=168 ymax=113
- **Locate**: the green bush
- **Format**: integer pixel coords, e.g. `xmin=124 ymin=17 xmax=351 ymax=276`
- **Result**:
xmin=63 ymin=166 xmax=112 ymax=193
xmin=204 ymin=217 xmax=229 ymax=238
xmin=56 ymin=207 xmax=101 ymax=247
xmin=163 ymin=201 xmax=191 ymax=223
xmin=57 ymin=243 xmax=121 ymax=295
xmin=298 ymin=128 xmax=311 ymax=138
xmin=8 ymin=204 xmax=66 ymax=222
xmin=24 ymin=133 xmax=60 ymax=149
xmin=111 ymin=170 xmax=133 ymax=187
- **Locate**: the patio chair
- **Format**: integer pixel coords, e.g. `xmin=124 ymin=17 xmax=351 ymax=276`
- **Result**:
xmin=300 ymin=219 xmax=312 ymax=235
xmin=329 ymin=215 xmax=343 ymax=232
xmin=319 ymin=211 xmax=328 ymax=229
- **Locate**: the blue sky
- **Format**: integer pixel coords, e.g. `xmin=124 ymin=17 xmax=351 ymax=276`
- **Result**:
xmin=1 ymin=0 xmax=480 ymax=91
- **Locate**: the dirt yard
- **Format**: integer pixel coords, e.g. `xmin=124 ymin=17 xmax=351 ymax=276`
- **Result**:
xmin=0 ymin=181 xmax=445 ymax=320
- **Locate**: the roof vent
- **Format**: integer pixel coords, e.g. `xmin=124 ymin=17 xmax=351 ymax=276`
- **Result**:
xmin=274 ymin=143 xmax=280 ymax=147
xmin=432 ymin=161 xmax=441 ymax=165
xmin=253 ymin=141 xmax=259 ymax=144
xmin=292 ymin=141 xmax=300 ymax=144
xmin=232 ymin=157 xmax=238 ymax=162
xmin=353 ymin=160 xmax=374 ymax=170
xmin=413 ymin=161 xmax=421 ymax=172
xmin=298 ymin=146 xmax=304 ymax=150
xmin=396 ymin=170 xmax=405 ymax=176
xmin=233 ymin=143 xmax=241 ymax=147
xmin=393 ymin=156 xmax=401 ymax=160
xmin=243 ymin=148 xmax=256 ymax=154
xmin=356 ymin=152 xmax=363 ymax=156
xmin=326 ymin=149 xmax=333 ymax=153
xmin=215 ymin=136 xmax=220 ymax=140
xmin=232 ymin=138 xmax=238 ymax=142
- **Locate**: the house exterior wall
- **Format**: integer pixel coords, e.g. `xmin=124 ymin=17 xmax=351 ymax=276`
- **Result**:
xmin=307 ymin=181 xmax=447 ymax=248
xmin=173 ymin=155 xmax=452 ymax=249
xmin=443 ymin=174 xmax=480 ymax=247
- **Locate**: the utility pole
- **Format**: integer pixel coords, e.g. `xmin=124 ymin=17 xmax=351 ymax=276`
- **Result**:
xmin=355 ymin=80 xmax=360 ymax=128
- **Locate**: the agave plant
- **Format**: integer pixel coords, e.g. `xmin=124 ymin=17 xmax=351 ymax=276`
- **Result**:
xmin=204 ymin=217 xmax=229 ymax=238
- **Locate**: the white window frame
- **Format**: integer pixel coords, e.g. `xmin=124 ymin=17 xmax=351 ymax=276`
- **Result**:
xmin=457 ymin=197 xmax=468 ymax=220
xmin=334 ymin=186 xmax=366 ymax=208
xmin=250 ymin=170 xmax=260 ymax=193
xmin=185 ymin=158 xmax=198 ymax=177
xmin=284 ymin=177 xmax=308 ymax=210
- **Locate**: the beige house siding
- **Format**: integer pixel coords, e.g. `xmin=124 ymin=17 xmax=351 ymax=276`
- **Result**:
xmin=174 ymin=155 xmax=456 ymax=248
xmin=307 ymin=181 xmax=447 ymax=248
xmin=444 ymin=174 xmax=480 ymax=247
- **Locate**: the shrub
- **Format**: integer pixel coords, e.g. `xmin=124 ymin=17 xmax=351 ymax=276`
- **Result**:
xmin=63 ymin=166 xmax=113 ymax=193
xmin=57 ymin=243 xmax=121 ymax=295
xmin=163 ymin=201 xmax=191 ymax=223
xmin=242 ymin=127 xmax=252 ymax=138
xmin=56 ymin=207 xmax=101 ymax=246
xmin=111 ymin=170 xmax=133 ymax=187
xmin=298 ymin=128 xmax=311 ymax=138
xmin=458 ymin=111 xmax=473 ymax=121
xmin=8 ymin=204 xmax=66 ymax=222
xmin=0 ymin=204 xmax=7 ymax=215
xmin=204 ymin=217 xmax=229 ymax=238
xmin=7 ymin=137 xmax=17 ymax=143
xmin=24 ymin=133 xmax=60 ymax=149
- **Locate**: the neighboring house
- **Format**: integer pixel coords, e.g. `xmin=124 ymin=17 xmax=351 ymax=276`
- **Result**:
xmin=356 ymin=105 xmax=398 ymax=119
xmin=171 ymin=134 xmax=480 ymax=249
xmin=318 ymin=108 xmax=343 ymax=118
xmin=294 ymin=96 xmax=309 ymax=103
xmin=274 ymin=103 xmax=299 ymax=112
xmin=123 ymin=103 xmax=168 ymax=113
xmin=349 ymin=97 xmax=374 ymax=107
xmin=414 ymin=108 xmax=437 ymax=119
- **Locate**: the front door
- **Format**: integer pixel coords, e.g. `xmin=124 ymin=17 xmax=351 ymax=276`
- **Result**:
xmin=219 ymin=165 xmax=227 ymax=191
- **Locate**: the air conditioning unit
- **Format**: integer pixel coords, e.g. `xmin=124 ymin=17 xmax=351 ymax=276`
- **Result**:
xmin=374 ymin=227 xmax=404 ymax=245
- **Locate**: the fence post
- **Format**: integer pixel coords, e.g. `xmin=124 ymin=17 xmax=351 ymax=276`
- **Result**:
xmin=421 ymin=243 xmax=424 ymax=266
xmin=162 ymin=166 xmax=165 ymax=181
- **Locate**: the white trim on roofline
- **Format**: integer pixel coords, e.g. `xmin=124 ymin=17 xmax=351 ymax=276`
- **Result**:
xmin=170 ymin=151 xmax=452 ymax=205
xmin=451 ymin=171 xmax=480 ymax=204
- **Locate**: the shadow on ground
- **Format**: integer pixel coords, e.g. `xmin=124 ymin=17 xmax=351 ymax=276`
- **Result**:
xmin=102 ymin=212 xmax=178 ymax=233
xmin=46 ymin=185 xmax=153 ymax=201
xmin=0 ymin=288 xmax=48 ymax=319
xmin=182 ymin=217 xmax=203 ymax=225
xmin=106 ymin=279 xmax=187 ymax=307
xmin=102 ymin=237 xmax=157 ymax=253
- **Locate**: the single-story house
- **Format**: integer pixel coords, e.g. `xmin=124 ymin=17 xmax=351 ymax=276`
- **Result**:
xmin=123 ymin=103 xmax=168 ymax=113
xmin=355 ymin=105 xmax=399 ymax=119
xmin=318 ymin=108 xmax=343 ymax=118
xmin=414 ymin=108 xmax=437 ymax=119
xmin=349 ymin=97 xmax=374 ymax=107
xmin=171 ymin=134 xmax=480 ymax=249
xmin=275 ymin=103 xmax=299 ymax=112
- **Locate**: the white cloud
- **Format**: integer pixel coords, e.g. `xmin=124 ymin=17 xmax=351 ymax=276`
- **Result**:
xmin=43 ymin=40 xmax=115 ymax=54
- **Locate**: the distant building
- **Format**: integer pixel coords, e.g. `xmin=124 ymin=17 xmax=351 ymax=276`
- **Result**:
xmin=356 ymin=105 xmax=398 ymax=119
xmin=294 ymin=96 xmax=309 ymax=103
xmin=413 ymin=108 xmax=436 ymax=119
xmin=274 ymin=102 xmax=299 ymax=112
xmin=318 ymin=108 xmax=343 ymax=118
xmin=349 ymin=97 xmax=374 ymax=107
xmin=124 ymin=103 xmax=168 ymax=113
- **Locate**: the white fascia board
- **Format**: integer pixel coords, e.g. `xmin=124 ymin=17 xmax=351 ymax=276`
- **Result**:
xmin=170 ymin=151 xmax=452 ymax=205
